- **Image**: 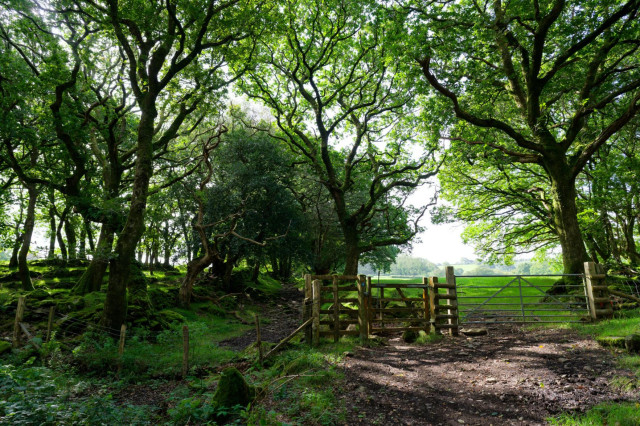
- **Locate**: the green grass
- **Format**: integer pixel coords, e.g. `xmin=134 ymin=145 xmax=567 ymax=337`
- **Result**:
xmin=549 ymin=402 xmax=640 ymax=425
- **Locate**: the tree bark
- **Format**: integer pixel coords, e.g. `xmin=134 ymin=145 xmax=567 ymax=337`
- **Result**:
xmin=102 ymin=98 xmax=156 ymax=330
xmin=47 ymin=207 xmax=56 ymax=259
xmin=343 ymin=226 xmax=360 ymax=276
xmin=18 ymin=185 xmax=38 ymax=291
xmin=179 ymin=253 xmax=214 ymax=307
xmin=73 ymin=223 xmax=114 ymax=294
xmin=547 ymin=165 xmax=588 ymax=275
xmin=64 ymin=218 xmax=77 ymax=260
xmin=55 ymin=209 xmax=68 ymax=262
xmin=9 ymin=233 xmax=22 ymax=268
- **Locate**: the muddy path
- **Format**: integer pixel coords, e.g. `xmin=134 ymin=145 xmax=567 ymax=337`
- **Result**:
xmin=339 ymin=326 xmax=639 ymax=425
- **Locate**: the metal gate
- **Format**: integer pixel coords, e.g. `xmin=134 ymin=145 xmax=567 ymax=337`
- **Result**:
xmin=456 ymin=274 xmax=591 ymax=325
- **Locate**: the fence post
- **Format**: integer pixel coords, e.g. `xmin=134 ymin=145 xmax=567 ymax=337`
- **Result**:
xmin=357 ymin=274 xmax=368 ymax=344
xmin=366 ymin=276 xmax=373 ymax=330
xmin=118 ymin=324 xmax=127 ymax=373
xmin=428 ymin=277 xmax=439 ymax=334
xmin=422 ymin=277 xmax=431 ymax=334
xmin=46 ymin=306 xmax=55 ymax=343
xmin=12 ymin=296 xmax=25 ymax=348
xmin=332 ymin=275 xmax=340 ymax=342
xmin=445 ymin=266 xmax=459 ymax=336
xmin=312 ymin=279 xmax=321 ymax=346
xmin=303 ymin=274 xmax=312 ymax=344
xmin=584 ymin=262 xmax=611 ymax=320
xmin=255 ymin=315 xmax=263 ymax=366
xmin=182 ymin=325 xmax=189 ymax=378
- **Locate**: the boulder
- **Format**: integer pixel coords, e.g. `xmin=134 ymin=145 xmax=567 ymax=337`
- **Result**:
xmin=624 ymin=334 xmax=640 ymax=353
xmin=0 ymin=341 xmax=11 ymax=356
xmin=462 ymin=328 xmax=488 ymax=337
xmin=402 ymin=330 xmax=419 ymax=343
xmin=596 ymin=336 xmax=626 ymax=348
xmin=212 ymin=368 xmax=256 ymax=409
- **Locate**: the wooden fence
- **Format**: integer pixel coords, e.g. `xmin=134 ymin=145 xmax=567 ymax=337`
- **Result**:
xmin=302 ymin=263 xmax=614 ymax=345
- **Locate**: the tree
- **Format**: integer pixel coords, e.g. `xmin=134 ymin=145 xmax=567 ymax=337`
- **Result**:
xmin=411 ymin=0 xmax=640 ymax=274
xmin=70 ymin=0 xmax=261 ymax=328
xmin=242 ymin=0 xmax=439 ymax=274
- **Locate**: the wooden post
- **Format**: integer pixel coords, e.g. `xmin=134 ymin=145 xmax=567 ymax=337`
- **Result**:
xmin=445 ymin=266 xmax=459 ymax=336
xmin=332 ymin=275 xmax=339 ymax=342
xmin=255 ymin=315 xmax=263 ymax=366
xmin=46 ymin=306 xmax=55 ymax=343
xmin=357 ymin=274 xmax=368 ymax=344
xmin=366 ymin=276 xmax=373 ymax=331
xmin=117 ymin=324 xmax=126 ymax=373
xmin=303 ymin=274 xmax=312 ymax=344
xmin=182 ymin=325 xmax=189 ymax=378
xmin=428 ymin=277 xmax=438 ymax=334
xmin=422 ymin=277 xmax=431 ymax=334
xmin=12 ymin=296 xmax=25 ymax=348
xmin=584 ymin=262 xmax=611 ymax=320
xmin=312 ymin=279 xmax=321 ymax=346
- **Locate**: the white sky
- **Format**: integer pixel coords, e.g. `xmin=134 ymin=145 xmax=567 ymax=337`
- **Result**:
xmin=409 ymin=220 xmax=476 ymax=263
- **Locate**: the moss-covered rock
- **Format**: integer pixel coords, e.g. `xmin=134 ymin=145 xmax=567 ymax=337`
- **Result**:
xmin=402 ymin=329 xmax=419 ymax=343
xmin=212 ymin=368 xmax=256 ymax=409
xmin=596 ymin=335 xmax=626 ymax=348
xmin=625 ymin=334 xmax=640 ymax=353
xmin=0 ymin=341 xmax=12 ymax=355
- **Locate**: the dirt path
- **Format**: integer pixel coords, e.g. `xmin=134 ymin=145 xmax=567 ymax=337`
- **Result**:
xmin=339 ymin=326 xmax=639 ymax=425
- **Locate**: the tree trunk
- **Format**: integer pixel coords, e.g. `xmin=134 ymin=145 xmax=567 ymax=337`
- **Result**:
xmin=84 ymin=217 xmax=95 ymax=252
xmin=73 ymin=223 xmax=114 ymax=294
xmin=65 ymin=218 xmax=77 ymax=260
xmin=47 ymin=207 xmax=56 ymax=259
xmin=102 ymin=99 xmax=156 ymax=330
xmin=18 ymin=185 xmax=38 ymax=291
xmin=78 ymin=225 xmax=86 ymax=260
xmin=56 ymin=211 xmax=68 ymax=262
xmin=9 ymin=233 xmax=22 ymax=268
xmin=547 ymin=168 xmax=588 ymax=275
xmin=343 ymin=229 xmax=360 ymax=276
xmin=179 ymin=252 xmax=214 ymax=307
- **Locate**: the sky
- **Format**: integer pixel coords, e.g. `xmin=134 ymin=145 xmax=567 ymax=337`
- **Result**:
xmin=409 ymin=220 xmax=476 ymax=264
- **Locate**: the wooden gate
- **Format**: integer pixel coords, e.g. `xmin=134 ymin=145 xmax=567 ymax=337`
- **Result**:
xmin=303 ymin=274 xmax=366 ymax=344
xmin=368 ymin=278 xmax=431 ymax=335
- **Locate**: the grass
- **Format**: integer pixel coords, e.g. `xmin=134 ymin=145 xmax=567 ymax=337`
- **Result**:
xmin=549 ymin=402 xmax=640 ymax=425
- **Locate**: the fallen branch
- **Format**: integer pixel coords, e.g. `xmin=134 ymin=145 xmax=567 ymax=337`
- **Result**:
xmin=263 ymin=318 xmax=312 ymax=360
xmin=608 ymin=289 xmax=640 ymax=304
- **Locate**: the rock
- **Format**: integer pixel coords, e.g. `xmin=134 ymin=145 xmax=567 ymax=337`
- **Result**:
xmin=346 ymin=324 xmax=357 ymax=332
xmin=625 ymin=334 xmax=640 ymax=353
xmin=595 ymin=336 xmax=626 ymax=348
xmin=486 ymin=377 xmax=497 ymax=384
xmin=212 ymin=368 xmax=256 ymax=409
xmin=462 ymin=328 xmax=488 ymax=336
xmin=402 ymin=330 xmax=419 ymax=343
xmin=0 ymin=341 xmax=11 ymax=355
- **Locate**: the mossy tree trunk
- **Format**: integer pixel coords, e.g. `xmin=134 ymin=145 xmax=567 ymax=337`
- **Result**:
xmin=73 ymin=223 xmax=115 ymax=294
xmin=18 ymin=184 xmax=38 ymax=291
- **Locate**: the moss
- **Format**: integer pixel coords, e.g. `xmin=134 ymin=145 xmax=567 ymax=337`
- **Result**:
xmin=0 ymin=340 xmax=11 ymax=355
xmin=212 ymin=368 xmax=256 ymax=409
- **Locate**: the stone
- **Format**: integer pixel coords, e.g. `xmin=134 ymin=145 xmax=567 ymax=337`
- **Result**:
xmin=212 ymin=368 xmax=256 ymax=409
xmin=346 ymin=324 xmax=357 ymax=332
xmin=625 ymin=334 xmax=640 ymax=353
xmin=595 ymin=336 xmax=626 ymax=348
xmin=486 ymin=377 xmax=497 ymax=384
xmin=462 ymin=328 xmax=488 ymax=337
xmin=402 ymin=330 xmax=419 ymax=343
xmin=0 ymin=341 xmax=11 ymax=355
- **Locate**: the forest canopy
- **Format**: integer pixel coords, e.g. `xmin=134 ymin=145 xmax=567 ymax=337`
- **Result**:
xmin=1 ymin=0 xmax=639 ymax=328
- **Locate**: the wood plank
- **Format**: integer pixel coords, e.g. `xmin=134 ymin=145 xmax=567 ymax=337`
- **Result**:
xmin=435 ymin=294 xmax=457 ymax=301
xmin=333 ymin=276 xmax=340 ymax=342
xmin=371 ymin=284 xmax=428 ymax=289
xmin=320 ymin=319 xmax=359 ymax=325
xmin=376 ymin=297 xmax=425 ymax=302
xmin=370 ymin=326 xmax=427 ymax=332
xmin=372 ymin=307 xmax=422 ymax=313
